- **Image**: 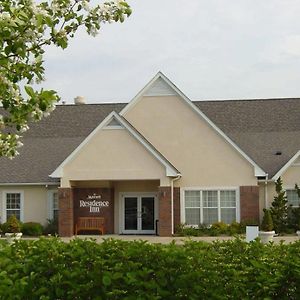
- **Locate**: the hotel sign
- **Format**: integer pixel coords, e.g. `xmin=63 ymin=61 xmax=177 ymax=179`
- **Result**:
xmin=79 ymin=193 xmax=109 ymax=213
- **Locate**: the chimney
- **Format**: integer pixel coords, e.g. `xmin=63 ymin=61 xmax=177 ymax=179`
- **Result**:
xmin=74 ymin=96 xmax=86 ymax=105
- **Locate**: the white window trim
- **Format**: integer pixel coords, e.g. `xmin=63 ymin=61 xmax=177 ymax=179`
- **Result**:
xmin=1 ymin=190 xmax=24 ymax=223
xmin=284 ymin=186 xmax=300 ymax=208
xmin=47 ymin=190 xmax=58 ymax=220
xmin=180 ymin=187 xmax=240 ymax=225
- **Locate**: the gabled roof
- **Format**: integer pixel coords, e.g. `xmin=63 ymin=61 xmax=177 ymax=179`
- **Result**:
xmin=272 ymin=150 xmax=300 ymax=180
xmin=121 ymin=72 xmax=266 ymax=177
xmin=195 ymin=98 xmax=300 ymax=178
xmin=50 ymin=111 xmax=180 ymax=178
xmin=0 ymin=103 xmax=125 ymax=183
xmin=1 ymin=79 xmax=300 ymax=183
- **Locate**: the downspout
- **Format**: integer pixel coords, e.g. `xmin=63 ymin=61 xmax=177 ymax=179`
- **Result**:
xmin=264 ymin=175 xmax=268 ymax=209
xmin=171 ymin=174 xmax=182 ymax=235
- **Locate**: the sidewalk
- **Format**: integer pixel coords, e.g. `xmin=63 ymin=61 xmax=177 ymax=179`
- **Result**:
xmin=60 ymin=234 xmax=300 ymax=244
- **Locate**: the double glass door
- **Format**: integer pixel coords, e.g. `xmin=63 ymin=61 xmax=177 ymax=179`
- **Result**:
xmin=123 ymin=194 xmax=157 ymax=234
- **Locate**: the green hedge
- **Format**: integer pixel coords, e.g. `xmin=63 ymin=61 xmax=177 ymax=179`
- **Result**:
xmin=0 ymin=238 xmax=299 ymax=299
xmin=21 ymin=222 xmax=44 ymax=236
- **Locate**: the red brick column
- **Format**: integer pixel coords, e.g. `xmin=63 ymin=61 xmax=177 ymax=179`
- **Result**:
xmin=58 ymin=188 xmax=74 ymax=237
xmin=173 ymin=187 xmax=181 ymax=230
xmin=240 ymin=186 xmax=259 ymax=223
xmin=158 ymin=187 xmax=171 ymax=236
xmin=158 ymin=187 xmax=180 ymax=236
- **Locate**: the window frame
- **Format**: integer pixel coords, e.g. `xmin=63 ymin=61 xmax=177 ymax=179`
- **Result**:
xmin=181 ymin=187 xmax=240 ymax=226
xmin=285 ymin=188 xmax=300 ymax=208
xmin=47 ymin=190 xmax=59 ymax=220
xmin=1 ymin=190 xmax=24 ymax=223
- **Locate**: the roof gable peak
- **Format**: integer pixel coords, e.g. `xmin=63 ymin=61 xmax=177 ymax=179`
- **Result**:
xmin=50 ymin=111 xmax=180 ymax=178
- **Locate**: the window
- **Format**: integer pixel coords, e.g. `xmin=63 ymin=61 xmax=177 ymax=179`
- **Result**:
xmin=286 ymin=190 xmax=300 ymax=207
xmin=2 ymin=191 xmax=24 ymax=222
xmin=184 ymin=189 xmax=238 ymax=226
xmin=48 ymin=191 xmax=59 ymax=220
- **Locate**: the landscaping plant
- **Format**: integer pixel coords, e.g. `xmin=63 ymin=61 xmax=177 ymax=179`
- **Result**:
xmin=0 ymin=238 xmax=299 ymax=299
xmin=22 ymin=222 xmax=43 ymax=236
xmin=2 ymin=215 xmax=21 ymax=233
xmin=261 ymin=209 xmax=274 ymax=231
xmin=270 ymin=177 xmax=288 ymax=233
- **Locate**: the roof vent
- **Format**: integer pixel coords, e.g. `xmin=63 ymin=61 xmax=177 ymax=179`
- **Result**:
xmin=74 ymin=96 xmax=86 ymax=105
xmin=275 ymin=151 xmax=282 ymax=156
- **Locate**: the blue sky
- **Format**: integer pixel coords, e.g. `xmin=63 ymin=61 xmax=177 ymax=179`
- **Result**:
xmin=42 ymin=0 xmax=300 ymax=104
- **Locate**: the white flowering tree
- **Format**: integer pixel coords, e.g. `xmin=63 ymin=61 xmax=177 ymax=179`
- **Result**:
xmin=0 ymin=0 xmax=131 ymax=157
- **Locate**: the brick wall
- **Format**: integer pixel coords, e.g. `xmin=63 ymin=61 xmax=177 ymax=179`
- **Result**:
xmin=173 ymin=187 xmax=181 ymax=230
xmin=240 ymin=186 xmax=260 ymax=222
xmin=58 ymin=188 xmax=74 ymax=237
xmin=158 ymin=186 xmax=180 ymax=236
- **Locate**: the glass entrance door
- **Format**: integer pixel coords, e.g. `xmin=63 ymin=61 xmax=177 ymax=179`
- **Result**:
xmin=123 ymin=195 xmax=157 ymax=234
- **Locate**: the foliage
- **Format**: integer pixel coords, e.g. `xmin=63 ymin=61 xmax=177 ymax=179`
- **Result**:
xmin=0 ymin=237 xmax=300 ymax=299
xmin=270 ymin=177 xmax=288 ymax=233
xmin=2 ymin=215 xmax=21 ymax=233
xmin=286 ymin=184 xmax=300 ymax=231
xmin=43 ymin=218 xmax=58 ymax=235
xmin=260 ymin=209 xmax=274 ymax=231
xmin=210 ymin=221 xmax=228 ymax=234
xmin=175 ymin=221 xmax=254 ymax=236
xmin=21 ymin=222 xmax=43 ymax=236
xmin=0 ymin=0 xmax=131 ymax=157
xmin=288 ymin=207 xmax=300 ymax=231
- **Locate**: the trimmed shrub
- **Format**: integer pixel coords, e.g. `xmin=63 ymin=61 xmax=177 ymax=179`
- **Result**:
xmin=261 ymin=209 xmax=274 ymax=231
xmin=0 ymin=238 xmax=300 ymax=299
xmin=2 ymin=215 xmax=22 ymax=233
xmin=211 ymin=221 xmax=228 ymax=235
xmin=22 ymin=222 xmax=43 ymax=236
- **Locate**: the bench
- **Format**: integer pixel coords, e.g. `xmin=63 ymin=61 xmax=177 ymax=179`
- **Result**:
xmin=75 ymin=217 xmax=105 ymax=235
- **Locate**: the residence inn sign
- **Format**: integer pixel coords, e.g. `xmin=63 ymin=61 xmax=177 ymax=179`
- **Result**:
xmin=79 ymin=193 xmax=110 ymax=213
xmin=73 ymin=188 xmax=114 ymax=233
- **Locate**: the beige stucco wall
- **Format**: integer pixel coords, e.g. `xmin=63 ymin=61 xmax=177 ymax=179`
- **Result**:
xmin=124 ymin=95 xmax=257 ymax=187
xmin=61 ymin=129 xmax=169 ymax=188
xmin=0 ymin=185 xmax=58 ymax=225
xmin=282 ymin=166 xmax=300 ymax=186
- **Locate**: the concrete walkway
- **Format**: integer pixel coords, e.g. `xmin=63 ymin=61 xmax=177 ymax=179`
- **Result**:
xmin=1 ymin=235 xmax=299 ymax=244
xmin=60 ymin=234 xmax=300 ymax=244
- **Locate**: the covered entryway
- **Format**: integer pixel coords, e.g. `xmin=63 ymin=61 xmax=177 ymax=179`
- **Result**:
xmin=121 ymin=193 xmax=158 ymax=234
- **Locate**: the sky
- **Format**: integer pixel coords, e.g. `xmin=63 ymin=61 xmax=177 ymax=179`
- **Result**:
xmin=42 ymin=0 xmax=300 ymax=104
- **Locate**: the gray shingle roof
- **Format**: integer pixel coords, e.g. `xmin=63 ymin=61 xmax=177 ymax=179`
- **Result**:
xmin=0 ymin=103 xmax=125 ymax=183
xmin=0 ymin=98 xmax=300 ymax=183
xmin=194 ymin=98 xmax=300 ymax=178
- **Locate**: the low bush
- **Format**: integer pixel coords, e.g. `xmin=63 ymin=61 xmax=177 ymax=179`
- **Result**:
xmin=21 ymin=222 xmax=43 ymax=236
xmin=0 ymin=238 xmax=300 ymax=299
xmin=175 ymin=221 xmax=257 ymax=236
xmin=43 ymin=218 xmax=58 ymax=235
xmin=1 ymin=215 xmax=22 ymax=233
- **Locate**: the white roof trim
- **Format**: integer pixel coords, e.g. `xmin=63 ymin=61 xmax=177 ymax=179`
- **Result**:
xmin=272 ymin=150 xmax=300 ymax=181
xmin=50 ymin=111 xmax=180 ymax=178
xmin=120 ymin=71 xmax=266 ymax=177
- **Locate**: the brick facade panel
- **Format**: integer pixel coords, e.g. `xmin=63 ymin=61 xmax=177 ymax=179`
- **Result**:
xmin=158 ymin=186 xmax=180 ymax=236
xmin=240 ymin=186 xmax=260 ymax=223
xmin=58 ymin=188 xmax=74 ymax=237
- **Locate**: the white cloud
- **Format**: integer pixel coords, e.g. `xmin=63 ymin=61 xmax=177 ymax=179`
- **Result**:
xmin=40 ymin=0 xmax=300 ymax=103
